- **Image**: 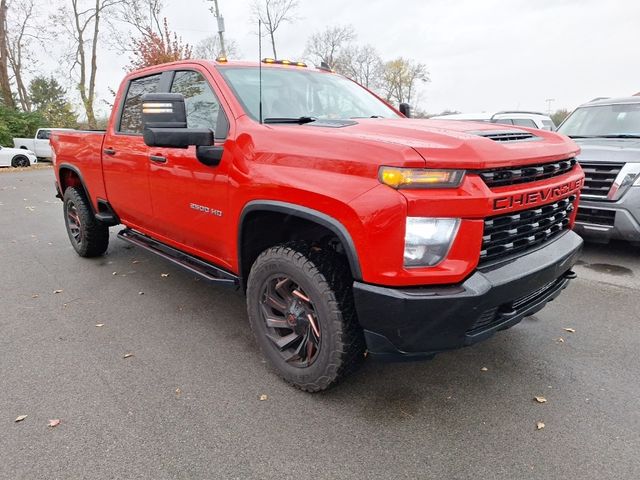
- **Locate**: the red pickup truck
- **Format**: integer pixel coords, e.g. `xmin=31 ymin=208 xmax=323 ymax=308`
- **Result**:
xmin=51 ymin=59 xmax=584 ymax=391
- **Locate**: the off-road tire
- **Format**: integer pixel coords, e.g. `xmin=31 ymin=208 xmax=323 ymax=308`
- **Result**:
xmin=63 ymin=187 xmax=109 ymax=257
xmin=11 ymin=155 xmax=30 ymax=168
xmin=247 ymin=242 xmax=366 ymax=392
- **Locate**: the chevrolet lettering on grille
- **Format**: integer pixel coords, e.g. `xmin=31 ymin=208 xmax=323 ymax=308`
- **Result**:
xmin=493 ymin=178 xmax=583 ymax=211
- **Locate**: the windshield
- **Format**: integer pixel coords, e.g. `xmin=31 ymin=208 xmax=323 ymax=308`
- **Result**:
xmin=217 ymin=66 xmax=400 ymax=121
xmin=558 ymin=103 xmax=640 ymax=137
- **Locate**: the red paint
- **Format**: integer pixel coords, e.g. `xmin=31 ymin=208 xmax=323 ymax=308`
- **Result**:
xmin=50 ymin=60 xmax=584 ymax=287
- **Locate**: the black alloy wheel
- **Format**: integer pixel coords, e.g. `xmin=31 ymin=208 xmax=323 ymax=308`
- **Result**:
xmin=259 ymin=275 xmax=322 ymax=367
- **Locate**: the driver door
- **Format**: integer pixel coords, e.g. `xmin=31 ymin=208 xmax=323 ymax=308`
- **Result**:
xmin=147 ymin=68 xmax=233 ymax=267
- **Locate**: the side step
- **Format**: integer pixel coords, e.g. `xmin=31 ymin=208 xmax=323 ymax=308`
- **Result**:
xmin=117 ymin=229 xmax=238 ymax=287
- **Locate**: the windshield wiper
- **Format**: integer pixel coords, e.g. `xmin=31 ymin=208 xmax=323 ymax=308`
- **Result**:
xmin=599 ymin=134 xmax=640 ymax=139
xmin=263 ymin=116 xmax=316 ymax=124
xmin=569 ymin=134 xmax=640 ymax=139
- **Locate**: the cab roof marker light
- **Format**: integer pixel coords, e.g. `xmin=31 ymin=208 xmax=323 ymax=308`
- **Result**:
xmin=216 ymin=56 xmax=228 ymax=63
xmin=261 ymin=58 xmax=307 ymax=67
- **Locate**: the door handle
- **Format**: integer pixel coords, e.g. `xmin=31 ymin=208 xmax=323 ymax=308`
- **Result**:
xmin=103 ymin=148 xmax=116 ymax=156
xmin=149 ymin=155 xmax=167 ymax=164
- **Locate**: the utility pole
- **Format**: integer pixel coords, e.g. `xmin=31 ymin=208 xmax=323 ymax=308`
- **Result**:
xmin=208 ymin=0 xmax=226 ymax=58
xmin=545 ymin=98 xmax=555 ymax=115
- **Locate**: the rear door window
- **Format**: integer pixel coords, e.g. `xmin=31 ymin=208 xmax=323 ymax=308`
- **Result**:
xmin=119 ymin=74 xmax=162 ymax=134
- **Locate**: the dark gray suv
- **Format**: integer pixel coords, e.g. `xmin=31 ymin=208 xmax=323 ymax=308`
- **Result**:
xmin=557 ymin=96 xmax=640 ymax=245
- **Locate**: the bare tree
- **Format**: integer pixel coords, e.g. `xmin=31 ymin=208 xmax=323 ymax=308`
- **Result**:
xmin=304 ymin=25 xmax=355 ymax=69
xmin=6 ymin=0 xmax=38 ymax=111
xmin=195 ymin=35 xmax=240 ymax=59
xmin=0 ymin=0 xmax=15 ymax=108
xmin=336 ymin=44 xmax=383 ymax=90
xmin=251 ymin=0 xmax=298 ymax=59
xmin=381 ymin=57 xmax=429 ymax=105
xmin=53 ymin=0 xmax=124 ymax=128
xmin=112 ymin=0 xmax=164 ymax=50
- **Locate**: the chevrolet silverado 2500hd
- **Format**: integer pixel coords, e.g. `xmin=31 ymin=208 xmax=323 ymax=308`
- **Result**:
xmin=51 ymin=59 xmax=584 ymax=391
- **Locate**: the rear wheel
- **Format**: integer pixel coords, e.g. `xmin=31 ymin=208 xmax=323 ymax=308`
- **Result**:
xmin=11 ymin=155 xmax=30 ymax=168
xmin=247 ymin=242 xmax=365 ymax=392
xmin=63 ymin=187 xmax=109 ymax=257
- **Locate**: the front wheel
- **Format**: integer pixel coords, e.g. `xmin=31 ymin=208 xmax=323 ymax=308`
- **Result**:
xmin=63 ymin=187 xmax=109 ymax=257
xmin=246 ymin=243 xmax=366 ymax=392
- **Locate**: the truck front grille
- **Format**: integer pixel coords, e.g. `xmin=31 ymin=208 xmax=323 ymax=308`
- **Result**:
xmin=576 ymin=207 xmax=616 ymax=227
xmin=480 ymin=195 xmax=577 ymax=264
xmin=579 ymin=162 xmax=623 ymax=198
xmin=479 ymin=158 xmax=577 ymax=188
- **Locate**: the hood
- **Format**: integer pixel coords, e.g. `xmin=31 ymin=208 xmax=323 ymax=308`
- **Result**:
xmin=287 ymin=118 xmax=579 ymax=169
xmin=572 ymin=137 xmax=640 ymax=164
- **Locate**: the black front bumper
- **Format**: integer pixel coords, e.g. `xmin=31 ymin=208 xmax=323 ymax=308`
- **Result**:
xmin=353 ymin=231 xmax=583 ymax=360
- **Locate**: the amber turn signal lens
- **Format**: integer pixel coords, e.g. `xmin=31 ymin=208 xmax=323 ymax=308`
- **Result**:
xmin=379 ymin=167 xmax=465 ymax=189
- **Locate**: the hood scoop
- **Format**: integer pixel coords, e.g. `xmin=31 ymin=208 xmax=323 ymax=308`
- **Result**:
xmin=468 ymin=129 xmax=539 ymax=142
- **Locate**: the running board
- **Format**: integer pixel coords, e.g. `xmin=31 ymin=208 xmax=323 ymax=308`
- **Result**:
xmin=117 ymin=229 xmax=238 ymax=287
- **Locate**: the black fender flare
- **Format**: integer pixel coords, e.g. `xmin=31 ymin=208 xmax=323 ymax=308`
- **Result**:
xmin=238 ymin=200 xmax=363 ymax=281
xmin=57 ymin=163 xmax=95 ymax=213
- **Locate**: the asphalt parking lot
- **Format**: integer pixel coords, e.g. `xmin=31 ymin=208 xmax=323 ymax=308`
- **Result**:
xmin=1 ymin=168 xmax=639 ymax=480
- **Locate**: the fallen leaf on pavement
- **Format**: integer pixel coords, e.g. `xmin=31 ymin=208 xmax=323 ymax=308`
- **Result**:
xmin=534 ymin=396 xmax=547 ymax=404
xmin=123 ymin=353 xmax=134 ymax=359
xmin=53 ymin=289 xmax=63 ymax=294
xmin=259 ymin=394 xmax=268 ymax=401
xmin=132 ymin=260 xmax=140 ymax=264
xmin=161 ymin=273 xmax=169 ymax=277
xmin=556 ymin=337 xmax=565 ymax=343
xmin=563 ymin=328 xmax=576 ymax=333
xmin=138 ymin=291 xmax=144 ymax=295
xmin=481 ymin=367 xmax=489 ymax=372
xmin=175 ymin=388 xmax=182 ymax=397
xmin=536 ymin=421 xmax=545 ymax=430
xmin=31 ymin=294 xmax=39 ymax=299
xmin=95 ymin=324 xmax=104 ymax=328
xmin=15 ymin=415 xmax=27 ymax=422
xmin=112 ymin=272 xmax=117 ymax=276
xmin=48 ymin=419 xmax=61 ymax=428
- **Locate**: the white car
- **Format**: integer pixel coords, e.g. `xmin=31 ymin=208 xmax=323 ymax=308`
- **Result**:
xmin=430 ymin=111 xmax=556 ymax=131
xmin=13 ymin=128 xmax=73 ymax=160
xmin=0 ymin=146 xmax=38 ymax=168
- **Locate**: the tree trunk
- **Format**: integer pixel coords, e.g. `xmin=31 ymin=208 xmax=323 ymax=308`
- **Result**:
xmin=270 ymin=31 xmax=277 ymax=59
xmin=0 ymin=0 xmax=15 ymax=108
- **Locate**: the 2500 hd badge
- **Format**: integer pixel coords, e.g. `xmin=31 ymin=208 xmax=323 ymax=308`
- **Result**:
xmin=493 ymin=178 xmax=583 ymax=211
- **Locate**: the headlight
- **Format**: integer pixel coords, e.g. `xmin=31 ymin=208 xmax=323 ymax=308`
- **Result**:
xmin=379 ymin=167 xmax=465 ymax=189
xmin=404 ymin=217 xmax=460 ymax=267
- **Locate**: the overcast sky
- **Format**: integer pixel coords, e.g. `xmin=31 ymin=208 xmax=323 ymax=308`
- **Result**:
xmin=45 ymin=0 xmax=640 ymax=117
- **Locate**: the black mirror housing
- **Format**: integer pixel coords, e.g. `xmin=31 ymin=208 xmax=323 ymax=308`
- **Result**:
xmin=141 ymin=92 xmax=214 ymax=149
xmin=399 ymin=103 xmax=412 ymax=118
xmin=143 ymin=128 xmax=214 ymax=148
xmin=141 ymin=93 xmax=187 ymax=128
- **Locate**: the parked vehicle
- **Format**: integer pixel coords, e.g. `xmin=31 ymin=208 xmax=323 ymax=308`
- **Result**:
xmin=51 ymin=59 xmax=584 ymax=391
xmin=13 ymin=128 xmax=72 ymax=160
xmin=431 ymin=111 xmax=556 ymax=130
xmin=0 ymin=145 xmax=37 ymax=168
xmin=557 ymin=96 xmax=640 ymax=244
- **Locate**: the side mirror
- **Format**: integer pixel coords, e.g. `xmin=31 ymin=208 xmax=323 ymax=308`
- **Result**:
xmin=141 ymin=93 xmax=213 ymax=148
xmin=399 ymin=103 xmax=412 ymax=118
